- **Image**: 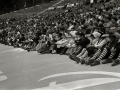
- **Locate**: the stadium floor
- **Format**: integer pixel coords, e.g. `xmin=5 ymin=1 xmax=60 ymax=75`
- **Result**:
xmin=0 ymin=44 xmax=120 ymax=90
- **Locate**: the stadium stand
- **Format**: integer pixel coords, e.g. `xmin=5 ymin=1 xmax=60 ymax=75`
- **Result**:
xmin=0 ymin=0 xmax=120 ymax=66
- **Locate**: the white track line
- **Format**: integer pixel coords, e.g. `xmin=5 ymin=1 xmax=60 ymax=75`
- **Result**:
xmin=0 ymin=71 xmax=7 ymax=82
xmin=0 ymin=75 xmax=7 ymax=82
xmin=38 ymin=71 xmax=120 ymax=82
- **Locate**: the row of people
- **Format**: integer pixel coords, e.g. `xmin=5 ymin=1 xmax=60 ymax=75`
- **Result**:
xmin=34 ymin=29 xmax=120 ymax=66
xmin=0 ymin=0 xmax=120 ymax=67
xmin=69 ymin=30 xmax=120 ymax=66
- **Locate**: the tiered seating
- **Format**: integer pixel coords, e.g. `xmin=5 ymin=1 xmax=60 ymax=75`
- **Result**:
xmin=0 ymin=0 xmax=120 ymax=66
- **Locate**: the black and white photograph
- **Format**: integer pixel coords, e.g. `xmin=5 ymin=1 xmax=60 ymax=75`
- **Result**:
xmin=0 ymin=0 xmax=120 ymax=90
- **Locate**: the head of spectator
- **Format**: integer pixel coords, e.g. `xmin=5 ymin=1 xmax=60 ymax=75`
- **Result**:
xmin=76 ymin=32 xmax=85 ymax=39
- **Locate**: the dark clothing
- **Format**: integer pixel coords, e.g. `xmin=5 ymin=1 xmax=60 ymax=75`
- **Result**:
xmin=37 ymin=41 xmax=51 ymax=54
xmin=113 ymin=42 xmax=120 ymax=49
xmin=33 ymin=36 xmax=39 ymax=44
xmin=75 ymin=37 xmax=90 ymax=48
xmin=60 ymin=47 xmax=68 ymax=54
xmin=87 ymin=47 xmax=98 ymax=57
xmin=103 ymin=40 xmax=118 ymax=59
xmin=106 ymin=40 xmax=120 ymax=59
xmin=105 ymin=37 xmax=118 ymax=49
xmin=111 ymin=41 xmax=120 ymax=59
xmin=19 ymin=37 xmax=25 ymax=43
xmin=52 ymin=44 xmax=64 ymax=54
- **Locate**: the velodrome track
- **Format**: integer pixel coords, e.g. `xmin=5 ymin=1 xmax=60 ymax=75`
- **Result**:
xmin=0 ymin=44 xmax=120 ymax=90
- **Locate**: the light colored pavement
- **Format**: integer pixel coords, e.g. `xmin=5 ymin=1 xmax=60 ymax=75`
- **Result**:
xmin=0 ymin=44 xmax=120 ymax=90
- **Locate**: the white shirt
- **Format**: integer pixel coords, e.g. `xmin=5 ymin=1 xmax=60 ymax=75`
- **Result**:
xmin=90 ymin=0 xmax=94 ymax=4
xmin=68 ymin=25 xmax=74 ymax=30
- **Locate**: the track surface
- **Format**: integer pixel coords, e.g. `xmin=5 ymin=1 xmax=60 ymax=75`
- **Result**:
xmin=0 ymin=44 xmax=120 ymax=90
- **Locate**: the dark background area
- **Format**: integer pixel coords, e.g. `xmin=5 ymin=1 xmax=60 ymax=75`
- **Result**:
xmin=0 ymin=0 xmax=54 ymax=15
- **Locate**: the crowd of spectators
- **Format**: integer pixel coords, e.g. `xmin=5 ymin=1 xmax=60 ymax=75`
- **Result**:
xmin=0 ymin=0 xmax=120 ymax=66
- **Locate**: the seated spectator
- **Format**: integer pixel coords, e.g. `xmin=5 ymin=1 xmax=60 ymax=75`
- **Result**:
xmin=37 ymin=34 xmax=51 ymax=54
xmin=22 ymin=35 xmax=34 ymax=50
xmin=13 ymin=34 xmax=21 ymax=48
xmin=85 ymin=33 xmax=116 ymax=66
xmin=62 ymin=37 xmax=77 ymax=55
xmin=18 ymin=34 xmax=26 ymax=47
xmin=102 ymin=31 xmax=120 ymax=66
xmin=53 ymin=33 xmax=69 ymax=54
xmin=77 ymin=31 xmax=107 ymax=65
xmin=28 ymin=34 xmax=39 ymax=52
xmin=69 ymin=32 xmax=90 ymax=63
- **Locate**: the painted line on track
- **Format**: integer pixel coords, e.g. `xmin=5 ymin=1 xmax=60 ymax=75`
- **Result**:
xmin=33 ymin=71 xmax=120 ymax=90
xmin=38 ymin=71 xmax=120 ymax=82
xmin=0 ymin=75 xmax=7 ymax=82
xmin=0 ymin=71 xmax=7 ymax=82
xmin=34 ymin=78 xmax=120 ymax=90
